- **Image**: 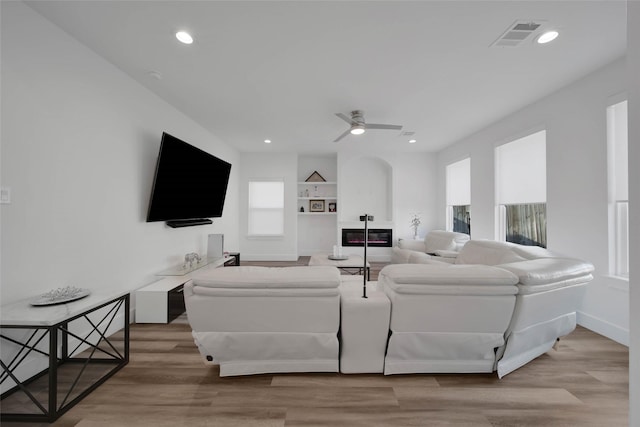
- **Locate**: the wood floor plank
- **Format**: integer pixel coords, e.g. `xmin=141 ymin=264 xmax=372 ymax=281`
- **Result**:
xmin=211 ymin=386 xmax=399 ymax=409
xmin=394 ymin=386 xmax=584 ymax=410
xmin=271 ymin=373 xmax=439 ymax=388
xmin=483 ymin=407 xmax=629 ymax=427
xmin=64 ymin=404 xmax=287 ymax=427
xmin=284 ymin=407 xmax=493 ymax=427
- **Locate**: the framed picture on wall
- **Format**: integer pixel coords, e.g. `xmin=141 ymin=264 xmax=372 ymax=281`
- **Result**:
xmin=310 ymin=200 xmax=325 ymax=212
xmin=328 ymin=202 xmax=336 ymax=212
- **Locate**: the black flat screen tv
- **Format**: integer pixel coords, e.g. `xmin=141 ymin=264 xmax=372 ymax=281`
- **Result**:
xmin=146 ymin=132 xmax=231 ymax=228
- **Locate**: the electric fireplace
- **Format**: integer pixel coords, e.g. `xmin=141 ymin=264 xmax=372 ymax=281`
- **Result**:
xmin=342 ymin=228 xmax=393 ymax=247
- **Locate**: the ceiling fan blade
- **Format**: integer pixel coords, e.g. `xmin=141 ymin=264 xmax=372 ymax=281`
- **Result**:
xmin=365 ymin=123 xmax=403 ymax=131
xmin=335 ymin=113 xmax=355 ymax=125
xmin=333 ymin=129 xmax=351 ymax=142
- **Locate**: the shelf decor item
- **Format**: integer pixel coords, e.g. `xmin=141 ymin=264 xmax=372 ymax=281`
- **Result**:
xmin=410 ymin=213 xmax=421 ymax=239
xmin=328 ymin=202 xmax=337 ymax=212
xmin=30 ymin=285 xmax=91 ymax=306
xmin=310 ymin=199 xmax=325 ymax=212
xmin=305 ymin=171 xmax=326 ymax=182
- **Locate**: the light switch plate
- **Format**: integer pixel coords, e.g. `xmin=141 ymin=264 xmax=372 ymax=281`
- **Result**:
xmin=0 ymin=187 xmax=11 ymax=204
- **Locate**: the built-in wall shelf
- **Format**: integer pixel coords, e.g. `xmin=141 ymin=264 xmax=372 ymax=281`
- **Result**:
xmin=297 ymin=181 xmax=337 ymax=185
xmin=298 ymin=179 xmax=337 ymax=214
xmin=298 ymin=212 xmax=337 ymax=216
xmin=297 ymin=157 xmax=338 ymax=256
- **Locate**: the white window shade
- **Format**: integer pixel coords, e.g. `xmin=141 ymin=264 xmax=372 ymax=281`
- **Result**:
xmin=446 ymin=158 xmax=471 ymax=206
xmin=496 ymin=130 xmax=546 ymax=204
xmin=248 ymin=180 xmax=284 ymax=236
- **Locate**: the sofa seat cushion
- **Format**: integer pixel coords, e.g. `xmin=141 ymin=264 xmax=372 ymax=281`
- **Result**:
xmin=454 ymin=240 xmax=527 ymax=266
xmin=496 ymin=258 xmax=595 ymax=287
xmin=424 ymin=230 xmax=470 ymax=253
xmin=191 ymin=266 xmax=340 ymax=289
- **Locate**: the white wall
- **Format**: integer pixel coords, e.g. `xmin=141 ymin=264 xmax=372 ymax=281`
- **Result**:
xmin=341 ymin=156 xmax=392 ymax=222
xmin=0 ymin=2 xmax=239 ymax=305
xmin=391 ymin=153 xmax=439 ymax=240
xmin=627 ymin=2 xmax=639 ymax=424
xmin=238 ymin=152 xmax=298 ymax=261
xmin=338 ymin=150 xmax=438 ymax=261
xmin=436 ymin=58 xmax=629 ymax=344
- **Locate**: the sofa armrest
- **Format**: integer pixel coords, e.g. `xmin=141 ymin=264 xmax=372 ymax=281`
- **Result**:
xmin=496 ymin=258 xmax=595 ymax=286
xmin=397 ymin=238 xmax=426 ymax=252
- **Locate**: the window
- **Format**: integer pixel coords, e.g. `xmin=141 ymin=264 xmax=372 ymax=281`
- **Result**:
xmin=446 ymin=158 xmax=471 ymax=234
xmin=248 ymin=180 xmax=284 ymax=236
xmin=607 ymin=100 xmax=628 ymax=277
xmin=495 ymin=130 xmax=546 ymax=247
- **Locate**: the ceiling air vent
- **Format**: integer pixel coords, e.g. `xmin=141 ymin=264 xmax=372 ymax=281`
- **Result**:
xmin=491 ymin=20 xmax=544 ymax=47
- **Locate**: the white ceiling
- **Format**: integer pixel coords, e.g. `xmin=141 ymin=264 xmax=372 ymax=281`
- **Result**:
xmin=26 ymin=1 xmax=626 ymax=154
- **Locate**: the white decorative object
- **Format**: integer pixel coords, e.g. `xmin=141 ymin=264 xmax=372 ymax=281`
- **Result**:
xmin=31 ymin=286 xmax=91 ymax=306
xmin=410 ymin=213 xmax=421 ymax=239
xmin=183 ymin=252 xmax=202 ymax=269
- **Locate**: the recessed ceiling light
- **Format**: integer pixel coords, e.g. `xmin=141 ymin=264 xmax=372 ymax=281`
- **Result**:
xmin=264 ymin=139 xmax=272 ymax=144
xmin=409 ymin=139 xmax=417 ymax=144
xmin=537 ymin=30 xmax=559 ymax=44
xmin=176 ymin=31 xmax=193 ymax=44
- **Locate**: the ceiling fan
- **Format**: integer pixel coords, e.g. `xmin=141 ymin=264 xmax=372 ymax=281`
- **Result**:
xmin=333 ymin=110 xmax=403 ymax=142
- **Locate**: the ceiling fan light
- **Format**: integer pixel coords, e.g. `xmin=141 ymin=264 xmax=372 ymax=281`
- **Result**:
xmin=350 ymin=125 xmax=365 ymax=135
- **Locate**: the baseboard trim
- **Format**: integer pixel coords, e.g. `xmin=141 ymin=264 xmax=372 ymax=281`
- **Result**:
xmin=577 ymin=311 xmax=629 ymax=346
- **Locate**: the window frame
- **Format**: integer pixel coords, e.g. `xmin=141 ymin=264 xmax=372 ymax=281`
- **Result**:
xmin=494 ymin=130 xmax=547 ymax=246
xmin=607 ymin=99 xmax=629 ymax=278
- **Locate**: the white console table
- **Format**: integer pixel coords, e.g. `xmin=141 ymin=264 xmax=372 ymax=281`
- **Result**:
xmin=136 ymin=254 xmax=239 ymax=324
xmin=0 ymin=290 xmax=129 ymax=423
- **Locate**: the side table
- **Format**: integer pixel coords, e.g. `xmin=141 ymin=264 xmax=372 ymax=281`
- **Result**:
xmin=1 ymin=291 xmax=130 ymax=423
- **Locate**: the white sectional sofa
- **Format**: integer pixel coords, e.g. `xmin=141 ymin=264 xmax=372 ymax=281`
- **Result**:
xmin=183 ymin=265 xmax=340 ymax=376
xmin=380 ymin=239 xmax=594 ymax=377
xmin=184 ymin=240 xmax=593 ymax=378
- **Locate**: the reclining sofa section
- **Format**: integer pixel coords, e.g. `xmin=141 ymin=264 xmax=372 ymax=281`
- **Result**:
xmin=378 ymin=263 xmax=519 ymax=375
xmin=388 ymin=239 xmax=595 ymax=378
xmin=184 ymin=266 xmax=340 ymax=377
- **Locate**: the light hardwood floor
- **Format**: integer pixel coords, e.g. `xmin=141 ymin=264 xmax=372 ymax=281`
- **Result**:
xmin=5 ymin=259 xmax=629 ymax=426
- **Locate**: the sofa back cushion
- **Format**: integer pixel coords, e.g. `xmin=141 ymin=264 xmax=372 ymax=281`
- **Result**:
xmin=191 ymin=266 xmax=340 ymax=289
xmin=455 ymin=240 xmax=527 ymax=266
xmin=424 ymin=230 xmax=470 ymax=253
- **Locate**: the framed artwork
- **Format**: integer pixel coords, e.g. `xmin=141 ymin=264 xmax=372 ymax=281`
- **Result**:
xmin=328 ymin=202 xmax=336 ymax=212
xmin=310 ymin=200 xmax=325 ymax=212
